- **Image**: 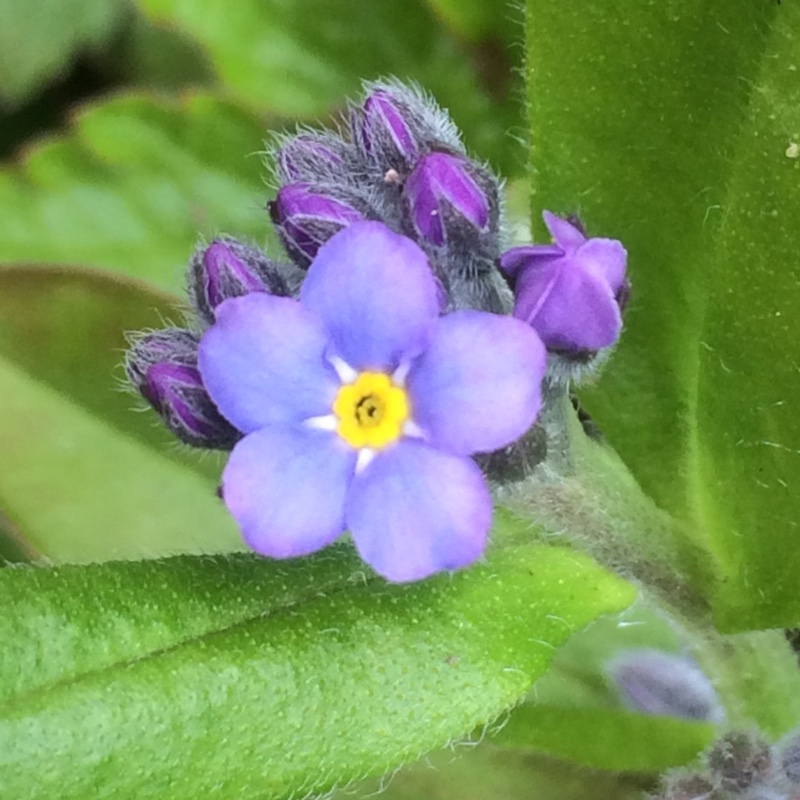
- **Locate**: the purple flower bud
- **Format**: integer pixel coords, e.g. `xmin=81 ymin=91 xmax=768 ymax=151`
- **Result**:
xmin=610 ymin=649 xmax=724 ymax=723
xmin=403 ymin=152 xmax=494 ymax=248
xmin=270 ymin=183 xmax=370 ymax=268
xmin=124 ymin=328 xmax=196 ymax=387
xmin=500 ymin=210 xmax=629 ymax=354
xmin=782 ymin=730 xmax=800 ymax=784
xmin=357 ymin=90 xmax=420 ymax=172
xmin=125 ymin=329 xmax=239 ymax=450
xmin=352 ymin=81 xmax=466 ymax=173
xmin=707 ymin=732 xmax=772 ymax=793
xmin=276 ymin=133 xmax=352 ymax=183
xmin=188 ymin=237 xmax=290 ymax=325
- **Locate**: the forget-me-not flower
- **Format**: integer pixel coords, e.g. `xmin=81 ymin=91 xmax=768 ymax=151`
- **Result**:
xmin=198 ymin=221 xmax=546 ymax=581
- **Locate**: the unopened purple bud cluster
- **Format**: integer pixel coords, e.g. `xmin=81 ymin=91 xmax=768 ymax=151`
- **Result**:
xmin=126 ymin=79 xmax=630 ymax=454
xmin=126 ymin=238 xmax=298 ymax=449
xmin=269 ymin=80 xmax=504 ymax=311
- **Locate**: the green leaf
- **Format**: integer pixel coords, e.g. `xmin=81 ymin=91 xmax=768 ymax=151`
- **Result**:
xmin=691 ymin=7 xmax=800 ymax=630
xmin=135 ymin=0 xmax=525 ymax=174
xmin=489 ymin=602 xmax=713 ymax=772
xmin=526 ymin=0 xmax=800 ymax=629
xmin=0 ymin=265 xmax=245 ymax=562
xmin=0 ymin=0 xmax=128 ymax=108
xmin=0 ymin=353 xmax=241 ymax=562
xmin=336 ymin=743 xmax=648 ymax=800
xmin=0 ymin=512 xmax=40 ymax=564
xmin=423 ymin=0 xmax=517 ymax=41
xmin=0 ymin=92 xmax=272 ymax=293
xmin=495 ymin=707 xmax=713 ymax=773
xmin=0 ymin=265 xmax=210 ymax=475
xmin=0 ymin=539 xmax=634 ymax=800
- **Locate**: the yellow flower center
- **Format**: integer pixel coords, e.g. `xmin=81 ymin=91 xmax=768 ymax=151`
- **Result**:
xmin=333 ymin=371 xmax=410 ymax=449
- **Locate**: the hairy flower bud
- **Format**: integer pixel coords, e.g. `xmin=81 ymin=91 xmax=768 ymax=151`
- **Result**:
xmin=276 ymin=133 xmax=354 ymax=183
xmin=403 ymin=152 xmax=496 ymax=250
xmin=501 ymin=211 xmax=628 ymax=357
xmin=188 ymin=237 xmax=291 ymax=325
xmin=610 ymin=649 xmax=724 ymax=723
xmin=269 ymin=183 xmax=370 ymax=268
xmin=125 ymin=329 xmax=239 ymax=450
xmin=352 ymin=80 xmax=465 ymax=175
xmin=707 ymin=732 xmax=772 ymax=793
xmin=356 ymin=90 xmax=421 ymax=173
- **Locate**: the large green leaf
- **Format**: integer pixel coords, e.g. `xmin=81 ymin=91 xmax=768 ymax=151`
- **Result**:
xmin=0 ymin=539 xmax=634 ymax=800
xmin=526 ymin=0 xmax=800 ymax=630
xmin=0 ymin=0 xmax=128 ymax=108
xmin=136 ymin=0 xmax=525 ymax=174
xmin=0 ymin=92 xmax=272 ymax=292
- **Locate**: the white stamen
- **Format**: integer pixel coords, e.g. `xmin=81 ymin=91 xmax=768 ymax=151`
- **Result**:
xmin=328 ymin=354 xmax=358 ymax=384
xmin=356 ymin=448 xmax=376 ymax=473
xmin=403 ymin=420 xmax=425 ymax=440
xmin=392 ymin=360 xmax=412 ymax=387
xmin=305 ymin=414 xmax=338 ymax=431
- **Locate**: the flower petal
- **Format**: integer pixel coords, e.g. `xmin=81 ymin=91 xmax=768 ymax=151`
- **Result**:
xmin=300 ymin=221 xmax=440 ymax=371
xmin=408 ymin=311 xmax=545 ymax=455
xmin=510 ymin=257 xmax=563 ymax=324
xmin=198 ymin=293 xmax=339 ymax=433
xmin=521 ymin=262 xmax=622 ymax=351
xmin=346 ymin=439 xmax=491 ymax=582
xmin=222 ymin=425 xmax=356 ymax=558
xmin=499 ymin=245 xmax=563 ymax=279
xmin=573 ymin=237 xmax=628 ymax=292
xmin=542 ymin=210 xmax=586 ymax=252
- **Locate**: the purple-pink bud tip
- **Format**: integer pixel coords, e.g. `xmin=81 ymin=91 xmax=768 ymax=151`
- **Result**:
xmin=203 ymin=242 xmax=270 ymax=310
xmin=272 ymin=183 xmax=367 ymax=266
xmin=361 ymin=90 xmax=419 ymax=168
xmin=404 ymin=152 xmax=489 ymax=246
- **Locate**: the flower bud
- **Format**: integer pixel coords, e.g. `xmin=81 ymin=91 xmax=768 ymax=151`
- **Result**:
xmin=610 ymin=649 xmax=724 ymax=723
xmin=188 ymin=237 xmax=290 ymax=325
xmin=352 ymin=80 xmax=465 ymax=174
xmin=356 ymin=90 xmax=421 ymax=173
xmin=125 ymin=329 xmax=239 ymax=450
xmin=403 ymin=152 xmax=496 ymax=249
xmin=269 ymin=183 xmax=370 ymax=268
xmin=500 ymin=211 xmax=628 ymax=356
xmin=276 ymin=133 xmax=353 ymax=183
xmin=707 ymin=732 xmax=772 ymax=793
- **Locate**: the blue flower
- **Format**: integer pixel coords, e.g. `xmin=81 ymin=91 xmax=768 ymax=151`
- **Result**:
xmin=198 ymin=221 xmax=546 ymax=582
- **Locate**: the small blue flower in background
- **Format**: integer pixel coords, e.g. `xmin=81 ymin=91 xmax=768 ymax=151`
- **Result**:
xmin=197 ymin=221 xmax=546 ymax=582
xmin=501 ymin=211 xmax=629 ymax=353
